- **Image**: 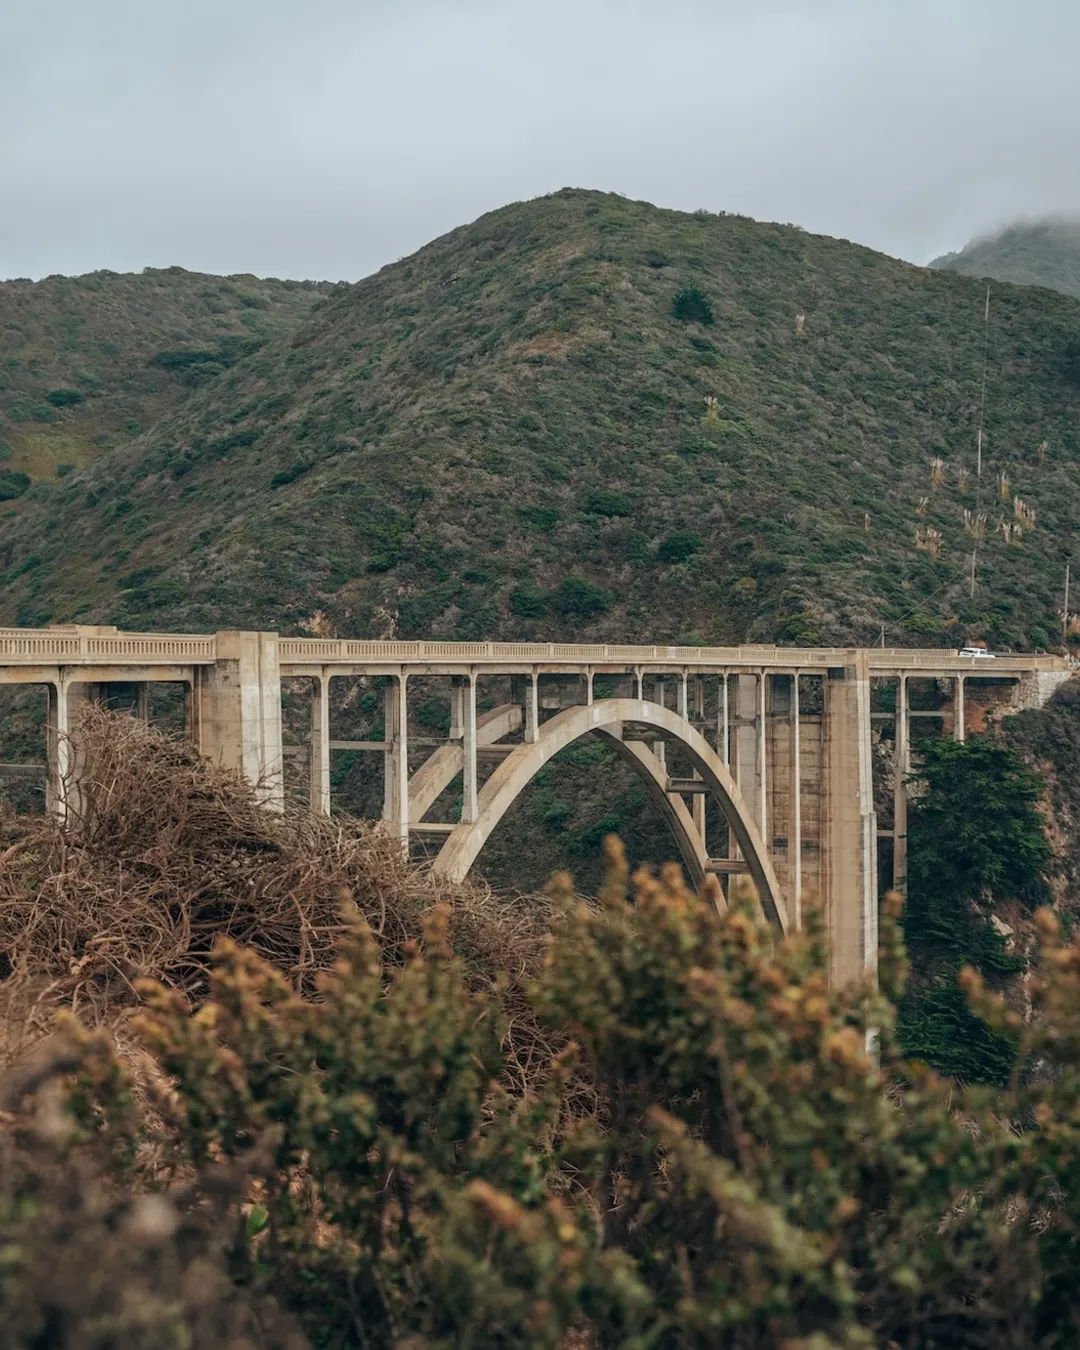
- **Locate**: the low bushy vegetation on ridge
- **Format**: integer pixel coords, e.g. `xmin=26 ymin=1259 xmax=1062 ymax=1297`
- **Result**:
xmin=2 ymin=190 xmax=1080 ymax=653
xmin=0 ymin=267 xmax=330 ymax=486
xmin=3 ymin=715 xmax=1080 ymax=1347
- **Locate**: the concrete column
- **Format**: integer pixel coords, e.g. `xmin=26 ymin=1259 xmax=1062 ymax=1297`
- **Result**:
xmin=683 ymin=675 xmax=705 ymax=843
xmin=757 ymin=672 xmax=768 ymax=847
xmin=46 ymin=681 xmax=70 ymax=816
xmin=634 ymin=667 xmax=644 ymax=700
xmin=655 ymin=677 xmax=666 ymax=767
xmin=382 ymin=675 xmax=409 ymax=845
xmin=462 ymin=673 xmax=478 ymax=823
xmin=893 ymin=676 xmax=909 ymax=891
xmin=719 ymin=674 xmax=729 ymax=766
xmin=954 ymin=675 xmax=966 ymax=743
xmin=693 ymin=676 xmax=705 ymax=721
xmin=449 ymin=678 xmax=465 ymax=740
xmin=183 ymin=680 xmax=199 ymax=743
xmin=822 ymin=652 xmax=877 ymax=986
xmin=585 ymin=669 xmax=594 ymax=705
xmin=677 ymin=674 xmax=688 ymax=719
xmin=195 ymin=631 xmax=283 ymax=810
xmin=792 ymin=673 xmax=802 ymax=928
xmin=525 ymin=673 xmax=540 ymax=743
xmin=309 ymin=671 xmax=331 ymax=817
xmin=733 ymin=675 xmax=758 ymax=814
xmin=136 ymin=683 xmax=149 ymax=723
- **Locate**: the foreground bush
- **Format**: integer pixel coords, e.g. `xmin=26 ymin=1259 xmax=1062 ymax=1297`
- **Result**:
xmin=7 ymin=846 xmax=1080 ymax=1347
xmin=5 ymin=718 xmax=1080 ymax=1347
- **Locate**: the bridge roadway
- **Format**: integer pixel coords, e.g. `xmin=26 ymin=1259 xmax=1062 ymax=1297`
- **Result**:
xmin=0 ymin=626 xmax=1071 ymax=987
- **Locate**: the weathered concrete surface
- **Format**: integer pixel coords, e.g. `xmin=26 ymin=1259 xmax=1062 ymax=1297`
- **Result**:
xmin=823 ymin=653 xmax=877 ymax=988
xmin=195 ymin=631 xmax=283 ymax=809
xmin=429 ymin=697 xmax=788 ymax=935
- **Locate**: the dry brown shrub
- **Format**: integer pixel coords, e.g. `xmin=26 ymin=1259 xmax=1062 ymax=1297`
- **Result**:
xmin=0 ymin=708 xmax=554 ymax=1090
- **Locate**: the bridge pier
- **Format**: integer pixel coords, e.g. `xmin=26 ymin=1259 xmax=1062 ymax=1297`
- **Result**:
xmin=310 ymin=673 xmax=331 ymax=817
xmin=194 ymin=631 xmax=283 ymax=810
xmin=823 ymin=654 xmax=876 ymax=986
xmin=382 ymin=675 xmax=409 ymax=844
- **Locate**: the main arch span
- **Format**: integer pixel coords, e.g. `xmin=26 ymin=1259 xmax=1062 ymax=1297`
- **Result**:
xmin=429 ymin=698 xmax=788 ymax=934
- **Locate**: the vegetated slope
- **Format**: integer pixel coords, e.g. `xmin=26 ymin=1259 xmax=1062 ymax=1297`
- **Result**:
xmin=0 ymin=267 xmax=333 ymax=490
xmin=2 ymin=189 xmax=1080 ymax=653
xmin=932 ymin=216 xmax=1080 ymax=300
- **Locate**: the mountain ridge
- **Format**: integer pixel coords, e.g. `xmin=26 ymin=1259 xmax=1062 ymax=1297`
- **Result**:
xmin=0 ymin=266 xmax=333 ymax=488
xmin=2 ymin=189 xmax=1080 ymax=656
xmin=931 ymin=216 xmax=1080 ymax=300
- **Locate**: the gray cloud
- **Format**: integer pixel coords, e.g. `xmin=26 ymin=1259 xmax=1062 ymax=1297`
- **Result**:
xmin=3 ymin=0 xmax=1079 ymax=280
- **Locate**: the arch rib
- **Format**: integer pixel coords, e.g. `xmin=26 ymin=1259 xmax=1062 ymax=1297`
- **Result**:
xmin=408 ymin=703 xmax=522 ymax=823
xmin=431 ymin=698 xmax=787 ymax=934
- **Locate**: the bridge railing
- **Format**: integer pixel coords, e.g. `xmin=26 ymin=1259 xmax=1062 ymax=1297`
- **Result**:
xmin=276 ymin=638 xmax=1066 ymax=671
xmin=0 ymin=628 xmax=216 ymax=665
xmin=0 ymin=628 xmax=1068 ymax=673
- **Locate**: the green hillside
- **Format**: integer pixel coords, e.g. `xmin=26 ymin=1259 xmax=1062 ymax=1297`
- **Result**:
xmin=2 ymin=189 xmax=1080 ymax=656
xmin=932 ymin=217 xmax=1080 ymax=300
xmin=0 ymin=267 xmax=332 ymax=487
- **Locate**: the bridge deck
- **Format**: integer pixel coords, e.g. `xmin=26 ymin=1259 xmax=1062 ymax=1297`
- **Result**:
xmin=0 ymin=627 xmax=1067 ymax=678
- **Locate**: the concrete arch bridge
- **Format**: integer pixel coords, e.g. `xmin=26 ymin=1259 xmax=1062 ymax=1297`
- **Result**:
xmin=0 ymin=626 xmax=1070 ymax=985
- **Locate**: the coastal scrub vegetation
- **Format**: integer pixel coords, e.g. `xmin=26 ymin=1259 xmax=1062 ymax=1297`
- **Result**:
xmin=5 ymin=716 xmax=1080 ymax=1347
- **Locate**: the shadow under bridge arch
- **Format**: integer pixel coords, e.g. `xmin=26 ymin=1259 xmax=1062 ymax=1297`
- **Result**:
xmin=430 ymin=697 xmax=788 ymax=935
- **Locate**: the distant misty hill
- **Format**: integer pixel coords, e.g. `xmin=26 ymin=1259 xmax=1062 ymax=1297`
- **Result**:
xmin=931 ymin=217 xmax=1080 ymax=299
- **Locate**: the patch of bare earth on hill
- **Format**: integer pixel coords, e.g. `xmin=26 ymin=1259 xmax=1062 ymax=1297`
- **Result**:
xmin=0 ymin=708 xmax=556 ymax=1096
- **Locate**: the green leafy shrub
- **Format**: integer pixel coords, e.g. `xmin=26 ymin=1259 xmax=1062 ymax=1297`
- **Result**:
xmin=552 ymin=575 xmax=613 ymax=617
xmin=0 ymin=441 xmax=13 ymax=461
xmin=517 ymin=505 xmax=559 ymax=531
xmin=541 ymin=801 xmax=572 ymax=830
xmin=584 ymin=488 xmax=631 ymax=517
xmin=270 ymin=460 xmax=311 ymax=489
xmin=900 ymin=735 xmax=1052 ymax=1081
xmin=671 ymin=287 xmax=714 ymax=324
xmin=0 ymin=471 xmax=31 ymax=501
xmin=510 ymin=584 xmax=547 ymax=618
xmin=45 ymin=387 xmax=84 ymax=407
xmin=657 ymin=530 xmax=703 ymax=563
xmin=416 ymin=694 xmax=450 ymax=733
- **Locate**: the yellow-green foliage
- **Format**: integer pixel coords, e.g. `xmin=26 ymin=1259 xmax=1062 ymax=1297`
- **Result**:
xmin=8 ymin=845 xmax=1080 ymax=1347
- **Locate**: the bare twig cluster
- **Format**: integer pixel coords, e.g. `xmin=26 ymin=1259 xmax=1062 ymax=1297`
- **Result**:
xmin=0 ymin=709 xmax=554 ymax=1092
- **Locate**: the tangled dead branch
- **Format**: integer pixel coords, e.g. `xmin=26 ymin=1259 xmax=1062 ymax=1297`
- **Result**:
xmin=0 ymin=708 xmax=553 ymax=1090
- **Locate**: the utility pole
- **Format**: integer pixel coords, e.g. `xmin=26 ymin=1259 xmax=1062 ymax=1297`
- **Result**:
xmin=880 ymin=623 xmax=885 ymax=648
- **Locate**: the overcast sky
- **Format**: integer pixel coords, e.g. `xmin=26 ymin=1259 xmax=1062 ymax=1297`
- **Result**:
xmin=3 ymin=0 xmax=1078 ymax=282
